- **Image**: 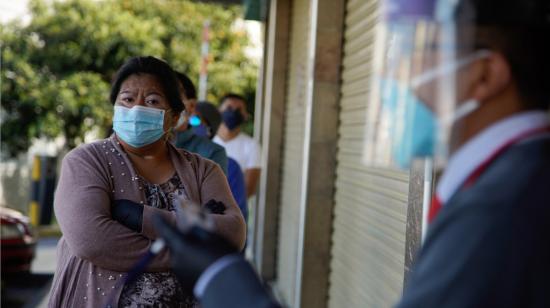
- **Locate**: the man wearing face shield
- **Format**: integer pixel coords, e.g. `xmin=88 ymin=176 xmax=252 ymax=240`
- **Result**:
xmin=371 ymin=0 xmax=550 ymax=307
xmin=150 ymin=0 xmax=550 ymax=307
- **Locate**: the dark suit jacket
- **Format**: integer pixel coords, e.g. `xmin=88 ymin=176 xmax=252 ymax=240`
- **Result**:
xmin=397 ymin=137 xmax=550 ymax=308
xmin=200 ymin=258 xmax=281 ymax=308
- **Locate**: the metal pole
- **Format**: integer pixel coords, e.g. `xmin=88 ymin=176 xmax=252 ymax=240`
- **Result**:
xmin=198 ymin=20 xmax=210 ymax=101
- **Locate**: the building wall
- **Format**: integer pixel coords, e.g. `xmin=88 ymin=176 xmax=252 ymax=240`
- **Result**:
xmin=275 ymin=0 xmax=311 ymax=304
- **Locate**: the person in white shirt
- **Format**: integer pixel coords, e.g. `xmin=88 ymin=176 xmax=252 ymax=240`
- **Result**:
xmin=214 ymin=94 xmax=261 ymax=198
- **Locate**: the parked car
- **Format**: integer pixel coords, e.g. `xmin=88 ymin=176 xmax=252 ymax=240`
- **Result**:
xmin=1 ymin=207 xmax=36 ymax=274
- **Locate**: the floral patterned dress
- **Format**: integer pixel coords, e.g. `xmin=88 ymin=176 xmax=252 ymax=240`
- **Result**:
xmin=118 ymin=174 xmax=197 ymax=308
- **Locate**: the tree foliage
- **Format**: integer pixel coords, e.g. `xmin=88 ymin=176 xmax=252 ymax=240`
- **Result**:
xmin=1 ymin=0 xmax=258 ymax=157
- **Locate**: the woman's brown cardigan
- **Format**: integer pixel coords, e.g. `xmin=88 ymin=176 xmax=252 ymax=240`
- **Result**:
xmin=48 ymin=135 xmax=246 ymax=307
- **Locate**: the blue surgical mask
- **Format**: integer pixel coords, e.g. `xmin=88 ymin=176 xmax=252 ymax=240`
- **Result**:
xmin=222 ymin=109 xmax=244 ymax=130
xmin=380 ymin=79 xmax=436 ymax=168
xmin=113 ymin=105 xmax=167 ymax=148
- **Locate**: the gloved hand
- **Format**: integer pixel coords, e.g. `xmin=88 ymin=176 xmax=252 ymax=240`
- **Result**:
xmin=204 ymin=199 xmax=226 ymax=214
xmin=153 ymin=214 xmax=238 ymax=289
xmin=112 ymin=199 xmax=143 ymax=232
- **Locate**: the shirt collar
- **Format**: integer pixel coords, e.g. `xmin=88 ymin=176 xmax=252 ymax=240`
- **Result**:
xmin=436 ymin=111 xmax=550 ymax=204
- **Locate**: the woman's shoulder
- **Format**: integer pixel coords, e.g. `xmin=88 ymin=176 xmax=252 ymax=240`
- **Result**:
xmin=62 ymin=138 xmax=110 ymax=165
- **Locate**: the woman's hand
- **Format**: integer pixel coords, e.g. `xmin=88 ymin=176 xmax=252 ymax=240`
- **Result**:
xmin=204 ymin=199 xmax=226 ymax=215
xmin=112 ymin=199 xmax=144 ymax=232
xmin=153 ymin=214 xmax=238 ymax=289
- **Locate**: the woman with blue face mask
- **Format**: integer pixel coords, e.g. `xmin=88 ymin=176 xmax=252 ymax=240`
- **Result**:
xmin=49 ymin=56 xmax=246 ymax=308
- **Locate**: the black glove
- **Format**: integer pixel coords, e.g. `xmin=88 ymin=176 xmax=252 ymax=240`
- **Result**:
xmin=112 ymin=199 xmax=144 ymax=232
xmin=153 ymin=214 xmax=238 ymax=289
xmin=204 ymin=199 xmax=226 ymax=214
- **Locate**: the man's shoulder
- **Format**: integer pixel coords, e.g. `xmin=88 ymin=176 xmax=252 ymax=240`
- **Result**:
xmin=467 ymin=137 xmax=550 ymax=204
xmin=443 ymin=137 xmax=550 ymax=224
xmin=196 ymin=135 xmax=226 ymax=153
xmin=181 ymin=134 xmax=223 ymax=153
xmin=237 ymin=133 xmax=260 ymax=148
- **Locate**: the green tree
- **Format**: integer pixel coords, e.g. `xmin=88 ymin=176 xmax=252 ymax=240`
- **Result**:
xmin=1 ymin=0 xmax=258 ymax=158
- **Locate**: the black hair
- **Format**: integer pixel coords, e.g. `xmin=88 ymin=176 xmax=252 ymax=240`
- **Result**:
xmin=456 ymin=0 xmax=550 ymax=110
xmin=220 ymin=93 xmax=247 ymax=106
xmin=110 ymin=56 xmax=184 ymax=114
xmin=175 ymin=72 xmax=197 ymax=100
xmin=196 ymin=101 xmax=222 ymax=138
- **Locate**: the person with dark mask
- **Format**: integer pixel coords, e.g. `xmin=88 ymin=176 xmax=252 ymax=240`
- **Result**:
xmin=214 ymin=94 xmax=261 ymax=198
xmin=173 ymin=72 xmax=228 ymax=175
xmin=152 ymin=0 xmax=550 ymax=307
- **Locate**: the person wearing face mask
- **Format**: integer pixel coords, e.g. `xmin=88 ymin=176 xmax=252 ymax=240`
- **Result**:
xmin=173 ymin=72 xmax=228 ymax=176
xmin=147 ymin=0 xmax=549 ymax=307
xmin=373 ymin=0 xmax=550 ymax=306
xmin=214 ymin=94 xmax=261 ymax=198
xmin=48 ymin=56 xmax=245 ymax=308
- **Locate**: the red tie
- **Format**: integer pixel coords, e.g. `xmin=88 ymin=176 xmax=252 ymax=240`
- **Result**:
xmin=428 ymin=195 xmax=442 ymax=224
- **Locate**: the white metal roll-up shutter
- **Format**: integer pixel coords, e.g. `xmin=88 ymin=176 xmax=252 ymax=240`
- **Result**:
xmin=328 ymin=0 xmax=410 ymax=307
xmin=275 ymin=0 xmax=311 ymax=305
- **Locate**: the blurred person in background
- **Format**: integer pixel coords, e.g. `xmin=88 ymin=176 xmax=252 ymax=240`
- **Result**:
xmin=195 ymin=101 xmax=248 ymax=225
xmin=173 ymin=72 xmax=228 ymax=175
xmin=49 ymin=56 xmax=245 ymax=308
xmin=214 ymin=94 xmax=261 ymax=198
xmin=154 ymin=0 xmax=550 ymax=307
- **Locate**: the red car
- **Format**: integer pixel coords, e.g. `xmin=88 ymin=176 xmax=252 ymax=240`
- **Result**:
xmin=1 ymin=207 xmax=36 ymax=274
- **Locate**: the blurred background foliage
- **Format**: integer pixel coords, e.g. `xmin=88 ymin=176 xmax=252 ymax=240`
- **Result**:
xmin=1 ymin=0 xmax=258 ymax=158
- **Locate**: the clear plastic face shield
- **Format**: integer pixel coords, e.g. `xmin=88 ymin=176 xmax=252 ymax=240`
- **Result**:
xmin=363 ymin=0 xmax=489 ymax=169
